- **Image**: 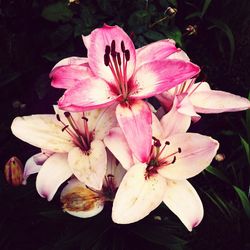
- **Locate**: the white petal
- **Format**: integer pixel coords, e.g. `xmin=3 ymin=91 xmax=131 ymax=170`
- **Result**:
xmin=112 ymin=163 xmax=167 ymax=224
xmin=163 ymin=180 xmax=204 ymax=231
xmin=36 ymin=153 xmax=72 ymax=201
xmin=68 ymin=140 xmax=107 ymax=190
xmin=11 ymin=115 xmax=73 ymax=153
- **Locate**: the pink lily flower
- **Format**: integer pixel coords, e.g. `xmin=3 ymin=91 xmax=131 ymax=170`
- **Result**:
xmin=157 ymin=51 xmax=250 ymax=121
xmin=50 ymin=24 xmax=200 ymax=162
xmin=11 ymin=106 xmax=117 ymax=200
xmin=60 ymin=151 xmax=126 ymax=218
xmin=104 ymin=114 xmax=219 ymax=231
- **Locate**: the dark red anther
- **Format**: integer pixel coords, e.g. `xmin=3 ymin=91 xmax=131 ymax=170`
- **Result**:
xmin=121 ymin=41 xmax=125 ymax=52
xmin=104 ymin=53 xmax=110 ymax=66
xmin=111 ymin=40 xmax=116 ymax=53
xmin=125 ymin=49 xmax=130 ymax=61
xmin=178 ymin=147 xmax=182 ymax=153
xmin=64 ymin=112 xmax=70 ymax=117
xmin=165 ymin=141 xmax=170 ymax=145
xmin=117 ymin=53 xmax=121 ymax=65
xmin=62 ymin=125 xmax=69 ymax=132
xmin=105 ymin=45 xmax=111 ymax=55
xmin=56 ymin=114 xmax=61 ymax=121
xmin=82 ymin=116 xmax=88 ymax=122
xmin=171 ymin=156 xmax=176 ymax=164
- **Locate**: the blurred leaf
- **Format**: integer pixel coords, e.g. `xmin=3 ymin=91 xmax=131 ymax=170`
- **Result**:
xmin=50 ymin=24 xmax=73 ymax=49
xmin=128 ymin=10 xmax=151 ymax=27
xmin=131 ymin=223 xmax=186 ymax=248
xmin=240 ymin=136 xmax=250 ymax=164
xmin=167 ymin=0 xmax=178 ymax=7
xmin=42 ymin=2 xmax=73 ymax=22
xmin=208 ymin=18 xmax=235 ymax=67
xmin=233 ymin=186 xmax=250 ymax=219
xmin=163 ymin=27 xmax=182 ymax=46
xmin=80 ymin=6 xmax=97 ymax=28
xmin=185 ymin=11 xmax=201 ymax=20
xmin=0 ymin=72 xmax=22 ymax=88
xmin=97 ymin=0 xmax=114 ymax=15
xmin=201 ymin=0 xmax=212 ymax=18
xmin=144 ymin=30 xmax=165 ymax=41
xmin=205 ymin=165 xmax=231 ymax=184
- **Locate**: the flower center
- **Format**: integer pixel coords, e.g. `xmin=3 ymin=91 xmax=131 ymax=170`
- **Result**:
xmin=104 ymin=40 xmax=130 ymax=100
xmin=145 ymin=137 xmax=181 ymax=179
xmin=56 ymin=112 xmax=93 ymax=152
xmin=102 ymin=174 xmax=117 ymax=201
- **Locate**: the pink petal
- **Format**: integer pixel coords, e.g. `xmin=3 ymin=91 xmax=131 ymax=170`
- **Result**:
xmin=104 ymin=127 xmax=134 ymax=170
xmin=36 ymin=153 xmax=72 ymax=201
xmin=167 ymin=49 xmax=190 ymax=61
xmin=131 ymin=59 xmax=200 ymax=99
xmin=136 ymin=39 xmax=178 ymax=69
xmin=160 ymin=99 xmax=192 ymax=138
xmin=112 ymin=163 xmax=166 ymax=224
xmin=58 ymin=77 xmax=118 ymax=111
xmin=151 ymin=113 xmax=164 ymax=139
xmin=82 ymin=34 xmax=91 ymax=51
xmin=163 ymin=180 xmax=203 ymax=231
xmin=116 ymin=100 xmax=152 ymax=163
xmin=87 ymin=24 xmax=136 ymax=83
xmin=52 ymin=56 xmax=88 ymax=70
xmin=190 ymin=90 xmax=250 ymax=113
xmin=60 ymin=178 xmax=104 ymax=218
xmin=50 ymin=64 xmax=94 ymax=89
xmin=157 ymin=133 xmax=219 ymax=180
xmin=22 ymin=154 xmax=43 ymax=185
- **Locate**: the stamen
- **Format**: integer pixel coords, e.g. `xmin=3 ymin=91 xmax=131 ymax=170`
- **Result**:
xmin=111 ymin=40 xmax=116 ymax=53
xmin=165 ymin=141 xmax=170 ymax=145
xmin=82 ymin=116 xmax=88 ymax=122
xmin=105 ymin=45 xmax=111 ymax=55
xmin=121 ymin=41 xmax=125 ymax=52
xmin=62 ymin=125 xmax=69 ymax=132
xmin=104 ymin=54 xmax=110 ymax=66
xmin=56 ymin=114 xmax=61 ymax=122
xmin=152 ymin=137 xmax=161 ymax=147
xmin=117 ymin=53 xmax=121 ymax=66
xmin=125 ymin=50 xmax=130 ymax=61
xmin=64 ymin=112 xmax=70 ymax=118
xmin=178 ymin=147 xmax=182 ymax=153
xmin=171 ymin=156 xmax=176 ymax=164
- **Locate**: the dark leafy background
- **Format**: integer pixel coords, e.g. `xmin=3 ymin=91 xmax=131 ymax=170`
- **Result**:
xmin=0 ymin=0 xmax=250 ymax=249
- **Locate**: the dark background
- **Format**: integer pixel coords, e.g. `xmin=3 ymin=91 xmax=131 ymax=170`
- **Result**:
xmin=0 ymin=0 xmax=250 ymax=249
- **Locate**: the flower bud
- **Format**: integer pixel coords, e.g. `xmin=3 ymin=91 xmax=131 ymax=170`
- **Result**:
xmin=185 ymin=25 xmax=198 ymax=36
xmin=215 ymin=153 xmax=225 ymax=162
xmin=4 ymin=156 xmax=23 ymax=186
xmin=164 ymin=7 xmax=177 ymax=17
xmin=60 ymin=179 xmax=104 ymax=218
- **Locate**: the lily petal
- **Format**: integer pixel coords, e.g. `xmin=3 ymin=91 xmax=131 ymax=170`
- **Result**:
xmin=68 ymin=140 xmax=107 ymax=190
xmin=60 ymin=179 xmax=104 ymax=218
xmin=136 ymin=39 xmax=178 ymax=68
xmin=132 ymin=59 xmax=200 ymax=99
xmin=104 ymin=127 xmax=134 ymax=170
xmin=112 ymin=163 xmax=166 ymax=224
xmin=11 ymin=115 xmax=73 ymax=153
xmin=36 ymin=153 xmax=72 ymax=201
xmin=158 ymin=133 xmax=219 ymax=180
xmin=22 ymin=154 xmax=43 ymax=185
xmin=50 ymin=64 xmax=94 ymax=89
xmin=163 ymin=180 xmax=203 ymax=231
xmin=116 ymin=100 xmax=152 ymax=163
xmin=87 ymin=24 xmax=136 ymax=83
xmin=58 ymin=77 xmax=118 ymax=111
xmin=52 ymin=56 xmax=88 ymax=70
xmin=190 ymin=90 xmax=250 ymax=113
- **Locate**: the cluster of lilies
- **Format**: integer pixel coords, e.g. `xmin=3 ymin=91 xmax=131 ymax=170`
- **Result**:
xmin=11 ymin=24 xmax=250 ymax=231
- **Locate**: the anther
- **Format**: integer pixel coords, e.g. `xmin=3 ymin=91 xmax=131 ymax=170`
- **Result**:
xmin=111 ymin=40 xmax=116 ymax=53
xmin=165 ymin=141 xmax=170 ymax=145
xmin=105 ymin=45 xmax=111 ymax=55
xmin=62 ymin=125 xmax=69 ymax=132
xmin=121 ymin=41 xmax=125 ymax=52
xmin=171 ymin=156 xmax=176 ymax=164
xmin=82 ymin=117 xmax=88 ymax=122
xmin=104 ymin=54 xmax=110 ymax=66
xmin=111 ymin=50 xmax=116 ymax=58
xmin=64 ymin=112 xmax=70 ymax=118
xmin=125 ymin=50 xmax=130 ymax=61
xmin=117 ymin=53 xmax=121 ymax=65
xmin=56 ymin=114 xmax=61 ymax=121
xmin=178 ymin=147 xmax=182 ymax=153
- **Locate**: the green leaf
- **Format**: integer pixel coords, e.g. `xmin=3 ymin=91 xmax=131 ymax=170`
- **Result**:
xmin=201 ymin=0 xmax=212 ymax=18
xmin=205 ymin=165 xmax=231 ymax=184
xmin=185 ymin=11 xmax=201 ymax=20
xmin=144 ymin=30 xmax=165 ymax=41
xmin=42 ymin=2 xmax=73 ymax=22
xmin=163 ymin=27 xmax=182 ymax=47
xmin=128 ymin=10 xmax=151 ymax=27
xmin=208 ymin=18 xmax=235 ymax=67
xmin=167 ymin=0 xmax=178 ymax=7
xmin=233 ymin=185 xmax=250 ymax=219
xmin=240 ymin=136 xmax=250 ymax=164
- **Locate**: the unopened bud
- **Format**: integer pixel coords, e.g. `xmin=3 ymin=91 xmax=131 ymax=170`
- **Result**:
xmin=164 ymin=7 xmax=177 ymax=17
xmin=4 ymin=156 xmax=23 ymax=186
xmin=215 ymin=153 xmax=225 ymax=162
xmin=185 ymin=25 xmax=198 ymax=36
xmin=68 ymin=0 xmax=80 ymax=5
